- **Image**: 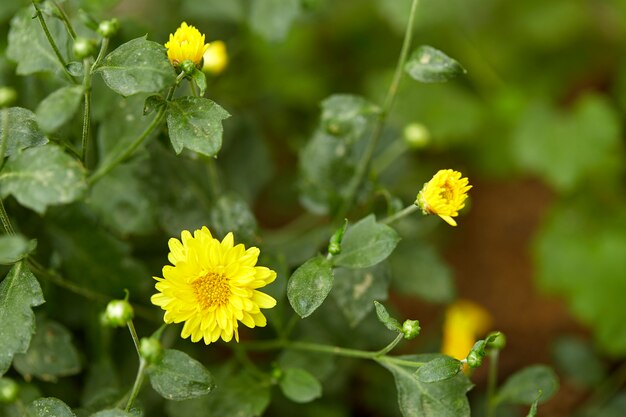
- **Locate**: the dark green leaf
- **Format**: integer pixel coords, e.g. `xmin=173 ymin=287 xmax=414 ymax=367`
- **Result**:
xmin=148 ymin=349 xmax=215 ymax=400
xmin=191 ymin=68 xmax=207 ymax=96
xmin=380 ymin=354 xmax=472 ymax=417
xmin=497 ymin=365 xmax=558 ymax=406
xmin=416 ymin=356 xmax=462 ymax=383
xmin=95 ymin=36 xmax=176 ymax=96
xmin=0 ymin=107 xmax=48 ymax=157
xmin=7 ymin=7 xmax=71 ymax=76
xmin=320 ymin=94 xmax=379 ymax=140
xmin=26 ymin=397 xmax=75 ymax=417
xmin=552 ymin=336 xmax=606 ymax=387
xmin=374 ymin=301 xmax=402 ymax=332
xmin=287 ymin=256 xmax=334 ymax=318
xmin=90 ymin=411 xmax=135 ymax=417
xmin=0 ymin=144 xmax=87 ymax=214
xmin=333 ymin=263 xmax=390 ymax=327
xmin=0 ymin=234 xmax=32 ymax=265
xmin=66 ymin=61 xmax=83 ymax=77
xmin=405 ymin=46 xmax=466 ymax=83
xmin=143 ymin=94 xmax=166 ymax=115
xmin=35 ymin=86 xmax=83 ymax=133
xmin=249 ymin=0 xmax=300 ymax=41
xmin=166 ymin=96 xmax=230 ymax=157
xmin=333 ymin=215 xmax=400 ymax=269
xmin=13 ymin=317 xmax=81 ymax=382
xmin=279 ymin=368 xmax=322 ymax=403
xmin=0 ymin=262 xmax=45 ymax=375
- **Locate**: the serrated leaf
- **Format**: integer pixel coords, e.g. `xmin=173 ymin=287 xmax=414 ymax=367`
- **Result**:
xmin=279 ymin=368 xmax=322 ymax=403
xmin=26 ymin=397 xmax=75 ymax=417
xmin=320 ymin=94 xmax=379 ymax=140
xmin=0 ymin=144 xmax=87 ymax=214
xmin=380 ymin=354 xmax=472 ymax=417
xmin=405 ymin=46 xmax=466 ymax=83
xmin=13 ymin=317 xmax=81 ymax=382
xmin=166 ymin=96 xmax=230 ymax=157
xmin=148 ymin=349 xmax=215 ymax=400
xmin=374 ymin=301 xmax=402 ymax=332
xmin=95 ymin=36 xmax=176 ymax=96
xmin=287 ymin=256 xmax=334 ymax=318
xmin=0 ymin=262 xmax=45 ymax=375
xmin=416 ymin=356 xmax=462 ymax=383
xmin=35 ymin=86 xmax=84 ymax=133
xmin=497 ymin=365 xmax=558 ymax=406
xmin=333 ymin=263 xmax=390 ymax=327
xmin=333 ymin=215 xmax=400 ymax=269
xmin=0 ymin=234 xmax=32 ymax=265
xmin=7 ymin=7 xmax=70 ymax=76
xmin=0 ymin=107 xmax=48 ymax=157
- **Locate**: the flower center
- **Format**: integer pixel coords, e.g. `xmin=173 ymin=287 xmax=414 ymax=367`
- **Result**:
xmin=440 ymin=183 xmax=455 ymax=204
xmin=191 ymin=272 xmax=230 ymax=310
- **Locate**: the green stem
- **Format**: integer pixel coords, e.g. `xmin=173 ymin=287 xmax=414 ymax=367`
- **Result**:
xmin=127 ymin=320 xmax=141 ymax=356
xmin=0 ymin=108 xmax=9 ymax=171
xmin=81 ymin=58 xmax=92 ymax=164
xmin=335 ymin=0 xmax=419 ymax=221
xmin=52 ymin=1 xmax=76 ymax=39
xmin=382 ymin=204 xmax=419 ymax=225
xmin=125 ymin=358 xmax=147 ymax=412
xmin=372 ymin=138 xmax=408 ymax=175
xmin=374 ymin=333 xmax=404 ymax=356
xmin=32 ymin=2 xmax=76 ymax=83
xmin=0 ymin=200 xmax=14 ymax=235
xmin=486 ymin=349 xmax=500 ymax=417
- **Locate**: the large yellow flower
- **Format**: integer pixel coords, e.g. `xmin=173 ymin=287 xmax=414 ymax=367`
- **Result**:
xmin=416 ymin=169 xmax=471 ymax=226
xmin=442 ymin=299 xmax=492 ymax=360
xmin=165 ymin=22 xmax=209 ymax=67
xmin=151 ymin=227 xmax=277 ymax=344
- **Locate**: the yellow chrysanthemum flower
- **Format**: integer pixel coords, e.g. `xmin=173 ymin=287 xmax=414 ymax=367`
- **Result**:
xmin=441 ymin=300 xmax=492 ymax=361
xmin=202 ymin=40 xmax=228 ymax=75
xmin=151 ymin=227 xmax=277 ymax=344
xmin=416 ymin=169 xmax=472 ymax=226
xmin=165 ymin=22 xmax=209 ymax=67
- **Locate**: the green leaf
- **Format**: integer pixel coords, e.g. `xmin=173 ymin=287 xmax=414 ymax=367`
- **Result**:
xmin=148 ymin=349 xmax=215 ymax=400
xmin=95 ymin=36 xmax=176 ymax=96
xmin=374 ymin=300 xmax=402 ymax=333
xmin=166 ymin=96 xmax=230 ymax=157
xmin=552 ymin=336 xmax=606 ymax=387
xmin=0 ymin=144 xmax=87 ymax=214
xmin=405 ymin=46 xmax=466 ymax=83
xmin=7 ymin=7 xmax=71 ymax=76
xmin=526 ymin=391 xmax=542 ymax=417
xmin=380 ymin=354 xmax=472 ymax=417
xmin=191 ymin=68 xmax=207 ymax=96
xmin=249 ymin=0 xmax=301 ymax=41
xmin=0 ymin=234 xmax=32 ymax=265
xmin=143 ymin=94 xmax=166 ymax=116
xmin=35 ymin=86 xmax=84 ymax=133
xmin=333 ymin=263 xmax=390 ymax=327
xmin=497 ymin=365 xmax=559 ymax=406
xmin=0 ymin=262 xmax=45 ymax=375
xmin=320 ymin=94 xmax=379 ymax=140
xmin=279 ymin=368 xmax=322 ymax=403
xmin=0 ymin=107 xmax=48 ymax=157
xmin=287 ymin=255 xmax=334 ymax=318
xmin=333 ymin=215 xmax=400 ymax=269
xmin=415 ymin=357 xmax=462 ymax=383
xmin=13 ymin=317 xmax=81 ymax=382
xmin=90 ymin=411 xmax=135 ymax=417
xmin=26 ymin=397 xmax=75 ymax=417
xmin=278 ymin=350 xmax=335 ymax=382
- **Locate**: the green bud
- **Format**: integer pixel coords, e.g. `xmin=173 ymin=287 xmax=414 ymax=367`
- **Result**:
xmin=401 ymin=319 xmax=420 ymax=340
xmin=181 ymin=59 xmax=197 ymax=75
xmin=97 ymin=18 xmax=120 ymax=38
xmin=0 ymin=378 xmax=19 ymax=404
xmin=103 ymin=299 xmax=134 ymax=327
xmin=403 ymin=123 xmax=430 ymax=149
xmin=73 ymin=37 xmax=97 ymax=60
xmin=466 ymin=350 xmax=483 ymax=368
xmin=328 ymin=219 xmax=348 ymax=256
xmin=139 ymin=337 xmax=163 ymax=364
xmin=487 ymin=331 xmax=506 ymax=350
xmin=0 ymin=87 xmax=17 ymax=108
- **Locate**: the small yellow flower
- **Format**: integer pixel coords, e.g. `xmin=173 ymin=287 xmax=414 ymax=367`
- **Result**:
xmin=165 ymin=22 xmax=209 ymax=67
xmin=202 ymin=41 xmax=228 ymax=75
xmin=441 ymin=300 xmax=492 ymax=361
xmin=416 ymin=169 xmax=471 ymax=226
xmin=151 ymin=227 xmax=277 ymax=344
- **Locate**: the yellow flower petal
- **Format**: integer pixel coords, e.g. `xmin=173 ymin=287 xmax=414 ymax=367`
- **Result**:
xmin=416 ymin=169 xmax=472 ymax=226
xmin=164 ymin=22 xmax=208 ymax=67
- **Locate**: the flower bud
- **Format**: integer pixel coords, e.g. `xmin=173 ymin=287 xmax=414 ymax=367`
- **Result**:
xmin=0 ymin=378 xmax=19 ymax=404
xmin=328 ymin=219 xmax=348 ymax=256
xmin=466 ymin=350 xmax=483 ymax=368
xmin=139 ymin=337 xmax=163 ymax=364
xmin=73 ymin=37 xmax=97 ymax=60
xmin=103 ymin=299 xmax=134 ymax=327
xmin=402 ymin=319 xmax=421 ymax=340
xmin=487 ymin=331 xmax=506 ymax=350
xmin=0 ymin=87 xmax=17 ymax=108
xmin=97 ymin=18 xmax=120 ymax=38
xmin=180 ymin=59 xmax=197 ymax=75
xmin=403 ymin=123 xmax=430 ymax=149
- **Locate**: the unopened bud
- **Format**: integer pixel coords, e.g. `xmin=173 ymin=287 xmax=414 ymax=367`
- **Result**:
xmin=0 ymin=87 xmax=17 ymax=108
xmin=487 ymin=332 xmax=506 ymax=350
xmin=103 ymin=299 xmax=134 ymax=327
xmin=402 ymin=319 xmax=420 ymax=340
xmin=403 ymin=123 xmax=430 ymax=149
xmin=97 ymin=18 xmax=119 ymax=38
xmin=73 ymin=37 xmax=97 ymax=60
xmin=139 ymin=337 xmax=163 ymax=364
xmin=181 ymin=59 xmax=197 ymax=75
xmin=0 ymin=378 xmax=19 ymax=404
xmin=466 ymin=350 xmax=483 ymax=368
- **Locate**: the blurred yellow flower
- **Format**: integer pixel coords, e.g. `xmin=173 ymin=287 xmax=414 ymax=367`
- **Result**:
xmin=416 ymin=169 xmax=471 ymax=226
xmin=151 ymin=227 xmax=277 ymax=344
xmin=441 ymin=300 xmax=492 ymax=360
xmin=165 ymin=22 xmax=209 ymax=67
xmin=202 ymin=40 xmax=228 ymax=75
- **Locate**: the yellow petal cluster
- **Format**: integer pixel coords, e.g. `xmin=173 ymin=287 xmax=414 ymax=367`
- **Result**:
xmin=202 ymin=41 xmax=228 ymax=75
xmin=441 ymin=300 xmax=492 ymax=360
xmin=151 ymin=227 xmax=277 ymax=344
xmin=165 ymin=22 xmax=209 ymax=66
xmin=416 ymin=169 xmax=471 ymax=226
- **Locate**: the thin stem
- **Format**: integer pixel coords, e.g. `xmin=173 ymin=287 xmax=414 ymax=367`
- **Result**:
xmin=125 ymin=358 xmax=147 ymax=412
xmin=372 ymin=139 xmax=408 ymax=175
xmin=32 ymin=2 xmax=76 ymax=83
xmin=189 ymin=79 xmax=199 ymax=97
xmin=127 ymin=320 xmax=141 ymax=356
xmin=382 ymin=204 xmax=419 ymax=225
xmin=81 ymin=58 xmax=93 ymax=164
xmin=0 ymin=108 xmax=9 ymax=171
xmin=486 ymin=349 xmax=500 ymax=417
xmin=0 ymin=200 xmax=13 ymax=235
xmin=335 ymin=0 xmax=419 ymax=221
xmin=92 ymin=37 xmax=110 ymax=70
xmin=52 ymin=1 xmax=76 ymax=39
xmin=374 ymin=333 xmax=404 ymax=356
